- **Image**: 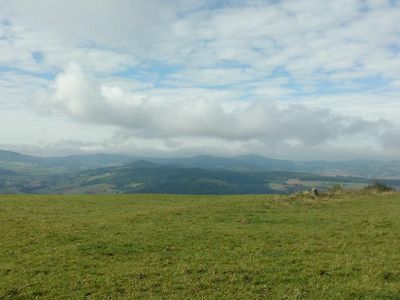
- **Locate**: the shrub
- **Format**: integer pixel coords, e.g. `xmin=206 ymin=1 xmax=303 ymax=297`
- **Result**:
xmin=329 ymin=184 xmax=344 ymax=194
xmin=365 ymin=181 xmax=394 ymax=192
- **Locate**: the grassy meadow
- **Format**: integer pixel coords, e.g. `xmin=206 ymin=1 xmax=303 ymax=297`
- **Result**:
xmin=1 ymin=193 xmax=400 ymax=299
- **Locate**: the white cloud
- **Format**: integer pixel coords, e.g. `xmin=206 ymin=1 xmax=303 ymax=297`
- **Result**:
xmin=43 ymin=63 xmax=386 ymax=146
xmin=0 ymin=0 xmax=400 ymax=159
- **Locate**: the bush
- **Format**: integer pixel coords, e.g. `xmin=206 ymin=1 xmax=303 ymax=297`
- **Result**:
xmin=365 ymin=181 xmax=394 ymax=192
xmin=329 ymin=184 xmax=344 ymax=194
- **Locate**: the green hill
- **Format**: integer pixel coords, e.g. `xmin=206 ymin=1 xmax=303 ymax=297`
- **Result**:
xmin=40 ymin=161 xmax=375 ymax=195
xmin=1 ymin=150 xmax=400 ymax=194
xmin=2 ymin=149 xmax=400 ymax=178
xmin=1 ymin=193 xmax=400 ymax=298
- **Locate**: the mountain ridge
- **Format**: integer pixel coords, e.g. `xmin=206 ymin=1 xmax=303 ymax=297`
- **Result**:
xmin=1 ymin=149 xmax=400 ymax=178
xmin=2 ymin=150 xmax=400 ymax=194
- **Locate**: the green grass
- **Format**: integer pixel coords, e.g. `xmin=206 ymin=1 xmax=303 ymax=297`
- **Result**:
xmin=1 ymin=193 xmax=400 ymax=299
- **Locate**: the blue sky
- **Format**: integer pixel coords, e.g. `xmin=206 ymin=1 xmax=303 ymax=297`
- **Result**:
xmin=0 ymin=0 xmax=399 ymax=159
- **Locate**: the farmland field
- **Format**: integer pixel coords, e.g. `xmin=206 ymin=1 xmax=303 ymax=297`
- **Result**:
xmin=1 ymin=193 xmax=400 ymax=299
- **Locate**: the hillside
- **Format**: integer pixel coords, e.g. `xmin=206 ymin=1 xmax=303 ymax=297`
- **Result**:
xmin=2 ymin=150 xmax=400 ymax=194
xmin=2 ymin=150 xmax=400 ymax=178
xmin=1 ymin=193 xmax=400 ymax=298
xmin=0 ymin=150 xmax=135 ymax=174
xmin=24 ymin=160 xmax=376 ymax=195
xmin=157 ymin=155 xmax=400 ymax=178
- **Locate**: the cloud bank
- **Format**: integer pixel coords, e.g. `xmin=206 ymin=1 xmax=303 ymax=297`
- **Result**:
xmin=44 ymin=63 xmax=386 ymax=146
xmin=0 ymin=0 xmax=399 ymax=159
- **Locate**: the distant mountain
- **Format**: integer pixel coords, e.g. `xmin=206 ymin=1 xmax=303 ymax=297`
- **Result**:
xmin=0 ymin=150 xmax=136 ymax=173
xmin=293 ymin=159 xmax=400 ymax=178
xmin=1 ymin=149 xmax=400 ymax=180
xmin=157 ymin=155 xmax=296 ymax=172
xmin=153 ymin=155 xmax=400 ymax=179
xmin=41 ymin=160 xmax=372 ymax=195
xmin=38 ymin=153 xmax=136 ymax=169
xmin=0 ymin=150 xmax=39 ymax=163
xmin=2 ymin=151 xmax=400 ymax=194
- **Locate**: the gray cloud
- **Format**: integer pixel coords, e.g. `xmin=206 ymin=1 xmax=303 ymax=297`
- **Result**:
xmin=41 ymin=63 xmax=385 ymax=145
xmin=381 ymin=129 xmax=400 ymax=150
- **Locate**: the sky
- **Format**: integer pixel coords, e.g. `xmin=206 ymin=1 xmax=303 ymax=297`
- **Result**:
xmin=0 ymin=0 xmax=399 ymax=160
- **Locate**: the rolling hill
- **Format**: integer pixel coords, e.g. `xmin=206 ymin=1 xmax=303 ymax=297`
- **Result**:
xmin=2 ymin=149 xmax=400 ymax=178
xmin=25 ymin=160 xmax=376 ymax=195
xmin=0 ymin=150 xmax=135 ymax=174
xmin=1 ymin=149 xmax=400 ymax=194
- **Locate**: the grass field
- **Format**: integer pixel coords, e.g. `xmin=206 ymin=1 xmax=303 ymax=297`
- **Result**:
xmin=1 ymin=193 xmax=400 ymax=299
